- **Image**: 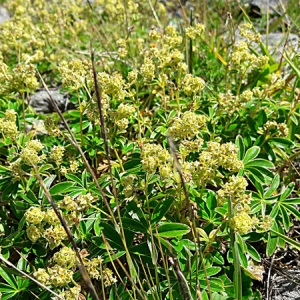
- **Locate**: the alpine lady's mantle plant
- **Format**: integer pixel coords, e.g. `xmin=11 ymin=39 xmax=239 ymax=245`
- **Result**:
xmin=0 ymin=1 xmax=299 ymax=300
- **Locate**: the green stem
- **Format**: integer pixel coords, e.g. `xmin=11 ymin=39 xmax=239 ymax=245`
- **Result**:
xmin=228 ymin=197 xmax=242 ymax=300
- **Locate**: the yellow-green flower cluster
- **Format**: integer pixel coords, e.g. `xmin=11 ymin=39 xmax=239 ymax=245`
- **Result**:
xmin=9 ymin=160 xmax=25 ymax=181
xmin=218 ymin=89 xmax=254 ymax=115
xmin=182 ymin=74 xmax=205 ymax=96
xmin=44 ymin=208 xmax=61 ymax=225
xmin=58 ymin=195 xmax=78 ymax=211
xmin=163 ymin=25 xmax=183 ymax=48
xmin=121 ymin=174 xmax=137 ymax=197
xmin=140 ymin=58 xmax=156 ymax=82
xmin=141 ymin=143 xmax=172 ymax=175
xmin=263 ymin=73 xmax=285 ymax=94
xmin=20 ymin=139 xmax=46 ymax=165
xmin=98 ymin=0 xmax=138 ymax=25
xmin=231 ymin=41 xmax=269 ymax=72
xmin=216 ymin=175 xmax=269 ymax=235
xmin=76 ymin=193 xmax=96 ymax=211
xmin=58 ymin=59 xmax=89 ymax=90
xmin=83 ymin=256 xmax=117 ymax=286
xmin=0 ymin=109 xmax=19 ymax=140
xmin=191 ymin=142 xmax=243 ymax=186
xmin=44 ymin=116 xmax=62 ymax=137
xmin=25 ymin=207 xmax=45 ymax=224
xmin=43 ymin=225 xmax=68 ymax=249
xmin=86 ymin=93 xmax=110 ymax=124
xmin=260 ymin=120 xmax=289 ymax=137
xmin=230 ymin=211 xmax=259 ymax=235
xmin=117 ymin=38 xmax=128 ymax=58
xmin=26 ymin=225 xmax=42 ymax=242
xmin=113 ymin=103 xmax=135 ymax=130
xmin=185 ymin=23 xmax=205 ymax=40
xmin=97 ymin=72 xmax=127 ymax=101
xmin=54 ymin=286 xmax=81 ymax=300
xmin=25 ymin=204 xmax=80 ymax=248
xmin=239 ymin=23 xmax=261 ymax=43
xmin=217 ymin=175 xmax=250 ymax=207
xmin=52 ymin=246 xmax=76 ymax=269
xmin=168 ymin=111 xmax=206 ymax=140
xmin=34 ymin=265 xmax=74 ymax=287
xmin=179 ymin=139 xmax=204 ymax=159
xmin=50 ymin=145 xmax=65 ymax=166
xmin=12 ymin=63 xmax=39 ymax=91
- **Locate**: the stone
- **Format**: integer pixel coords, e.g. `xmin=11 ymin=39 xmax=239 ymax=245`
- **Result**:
xmin=244 ymin=0 xmax=288 ymax=15
xmin=259 ymin=33 xmax=298 ymax=62
xmin=29 ymin=89 xmax=74 ymax=114
xmin=0 ymin=6 xmax=10 ymax=25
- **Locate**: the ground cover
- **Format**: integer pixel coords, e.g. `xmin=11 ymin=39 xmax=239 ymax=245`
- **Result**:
xmin=0 ymin=0 xmax=300 ymax=299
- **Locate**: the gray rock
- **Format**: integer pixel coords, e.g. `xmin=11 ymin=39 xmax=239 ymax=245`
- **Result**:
xmin=0 ymin=6 xmax=10 ymax=25
xmin=29 ymin=89 xmax=72 ymax=114
xmin=246 ymin=0 xmax=288 ymax=15
xmin=271 ymin=268 xmax=300 ymax=299
xmin=259 ymin=33 xmax=298 ymax=61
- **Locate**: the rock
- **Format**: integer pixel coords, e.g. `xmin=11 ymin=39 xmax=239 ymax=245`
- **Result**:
xmin=0 ymin=6 xmax=10 ymax=24
xmin=272 ymin=268 xmax=300 ymax=299
xmin=259 ymin=33 xmax=298 ymax=62
xmin=245 ymin=0 xmax=288 ymax=15
xmin=29 ymin=89 xmax=74 ymax=114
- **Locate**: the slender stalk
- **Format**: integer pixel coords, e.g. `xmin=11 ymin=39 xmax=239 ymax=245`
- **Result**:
xmin=228 ymin=196 xmax=242 ymax=300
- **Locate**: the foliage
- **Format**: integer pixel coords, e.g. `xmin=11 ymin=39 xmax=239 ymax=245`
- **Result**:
xmin=0 ymin=0 xmax=300 ymax=299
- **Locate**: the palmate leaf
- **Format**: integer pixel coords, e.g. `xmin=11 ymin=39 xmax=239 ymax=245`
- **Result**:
xmin=0 ymin=266 xmax=18 ymax=289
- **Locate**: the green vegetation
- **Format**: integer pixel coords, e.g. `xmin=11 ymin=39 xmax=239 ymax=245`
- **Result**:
xmin=0 ymin=0 xmax=300 ymax=299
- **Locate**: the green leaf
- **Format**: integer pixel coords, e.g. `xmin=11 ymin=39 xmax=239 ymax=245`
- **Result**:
xmin=280 ymin=206 xmax=291 ymax=232
xmin=32 ymin=244 xmax=47 ymax=257
xmin=244 ymin=159 xmax=274 ymax=169
xmin=269 ymin=228 xmax=300 ymax=250
xmin=237 ymin=243 xmax=248 ymax=269
xmin=0 ymin=282 xmax=16 ymax=293
xmin=270 ymin=203 xmax=279 ymax=218
xmin=282 ymin=198 xmax=300 ymax=205
xmin=268 ymin=137 xmax=294 ymax=148
xmin=101 ymin=223 xmax=124 ymax=250
xmin=65 ymin=174 xmax=83 ymax=186
xmin=49 ymin=181 xmax=74 ymax=195
xmin=245 ymin=167 xmax=265 ymax=183
xmin=20 ymin=190 xmax=38 ymax=204
xmin=290 ymin=113 xmax=298 ymax=125
xmin=1 ymin=292 xmax=18 ymax=300
xmin=0 ymin=267 xmax=17 ymax=289
xmin=285 ymin=205 xmax=300 ymax=220
xmin=151 ymin=196 xmax=174 ymax=225
xmin=39 ymin=175 xmax=56 ymax=199
xmin=266 ymin=222 xmax=279 ymax=256
xmin=202 ymin=266 xmax=222 ymax=277
xmin=208 ymin=278 xmax=224 ymax=293
xmin=155 ymin=223 xmax=190 ymax=238
xmin=247 ymin=243 xmax=261 ymax=262
xmin=94 ymin=220 xmax=103 ymax=236
xmin=243 ymin=146 xmax=260 ymax=164
xmin=280 ymin=182 xmax=294 ymax=201
xmin=122 ymin=218 xmax=148 ymax=233
xmin=282 ymin=52 xmax=300 ymax=78
xmin=264 ymin=174 xmax=280 ymax=198
xmin=212 ymin=250 xmax=224 ymax=265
